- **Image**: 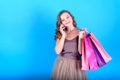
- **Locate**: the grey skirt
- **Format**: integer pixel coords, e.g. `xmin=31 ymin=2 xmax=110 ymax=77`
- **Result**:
xmin=50 ymin=56 xmax=87 ymax=80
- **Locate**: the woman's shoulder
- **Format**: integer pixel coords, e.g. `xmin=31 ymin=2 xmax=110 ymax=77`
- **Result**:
xmin=76 ymin=27 xmax=86 ymax=32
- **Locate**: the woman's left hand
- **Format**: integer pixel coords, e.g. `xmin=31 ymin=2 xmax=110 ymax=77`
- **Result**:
xmin=79 ymin=30 xmax=86 ymax=39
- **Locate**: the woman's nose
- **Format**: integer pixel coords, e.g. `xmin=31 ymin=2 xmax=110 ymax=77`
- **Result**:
xmin=64 ymin=19 xmax=68 ymax=23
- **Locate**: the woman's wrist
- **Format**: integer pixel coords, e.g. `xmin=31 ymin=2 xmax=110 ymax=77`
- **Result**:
xmin=61 ymin=35 xmax=66 ymax=39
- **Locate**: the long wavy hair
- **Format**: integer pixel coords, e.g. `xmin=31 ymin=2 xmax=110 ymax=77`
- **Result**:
xmin=54 ymin=10 xmax=77 ymax=41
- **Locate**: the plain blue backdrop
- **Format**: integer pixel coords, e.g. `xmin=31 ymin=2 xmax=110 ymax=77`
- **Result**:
xmin=0 ymin=0 xmax=120 ymax=79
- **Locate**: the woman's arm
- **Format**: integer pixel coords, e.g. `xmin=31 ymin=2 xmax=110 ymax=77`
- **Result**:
xmin=78 ymin=30 xmax=86 ymax=54
xmin=54 ymin=35 xmax=66 ymax=54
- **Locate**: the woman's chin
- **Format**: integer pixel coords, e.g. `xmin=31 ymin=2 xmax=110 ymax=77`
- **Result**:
xmin=66 ymin=24 xmax=72 ymax=27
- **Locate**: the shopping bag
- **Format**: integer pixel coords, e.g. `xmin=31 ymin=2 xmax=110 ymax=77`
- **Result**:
xmin=89 ymin=33 xmax=112 ymax=62
xmin=84 ymin=35 xmax=99 ymax=70
xmin=81 ymin=38 xmax=89 ymax=70
xmin=81 ymin=28 xmax=112 ymax=70
xmin=88 ymin=33 xmax=106 ymax=67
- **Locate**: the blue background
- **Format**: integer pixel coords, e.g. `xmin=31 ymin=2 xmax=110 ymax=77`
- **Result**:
xmin=0 ymin=0 xmax=120 ymax=79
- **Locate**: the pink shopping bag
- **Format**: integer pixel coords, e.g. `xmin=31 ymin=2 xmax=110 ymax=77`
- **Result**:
xmin=81 ymin=28 xmax=112 ymax=70
xmin=89 ymin=32 xmax=112 ymax=62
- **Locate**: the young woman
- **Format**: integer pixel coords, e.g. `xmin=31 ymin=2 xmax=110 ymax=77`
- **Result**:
xmin=51 ymin=10 xmax=87 ymax=80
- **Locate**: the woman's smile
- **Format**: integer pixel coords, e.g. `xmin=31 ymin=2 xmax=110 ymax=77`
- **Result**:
xmin=65 ymin=21 xmax=71 ymax=25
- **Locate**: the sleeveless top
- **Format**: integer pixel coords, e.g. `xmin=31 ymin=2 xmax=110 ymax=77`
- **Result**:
xmin=60 ymin=35 xmax=81 ymax=60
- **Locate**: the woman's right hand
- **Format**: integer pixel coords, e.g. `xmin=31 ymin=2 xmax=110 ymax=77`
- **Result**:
xmin=59 ymin=24 xmax=67 ymax=38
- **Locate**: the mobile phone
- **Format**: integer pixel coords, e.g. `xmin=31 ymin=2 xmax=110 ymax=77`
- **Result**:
xmin=58 ymin=23 xmax=67 ymax=31
xmin=62 ymin=25 xmax=67 ymax=31
xmin=62 ymin=24 xmax=67 ymax=31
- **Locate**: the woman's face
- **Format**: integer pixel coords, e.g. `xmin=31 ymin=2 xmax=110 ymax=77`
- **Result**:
xmin=60 ymin=12 xmax=73 ymax=27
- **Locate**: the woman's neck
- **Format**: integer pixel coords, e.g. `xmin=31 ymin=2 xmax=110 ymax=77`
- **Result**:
xmin=67 ymin=25 xmax=76 ymax=34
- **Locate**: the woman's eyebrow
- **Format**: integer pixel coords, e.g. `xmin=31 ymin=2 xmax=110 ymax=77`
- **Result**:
xmin=67 ymin=14 xmax=69 ymax=16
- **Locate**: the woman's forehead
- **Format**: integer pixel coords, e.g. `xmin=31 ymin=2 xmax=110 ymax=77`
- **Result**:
xmin=60 ymin=12 xmax=70 ymax=19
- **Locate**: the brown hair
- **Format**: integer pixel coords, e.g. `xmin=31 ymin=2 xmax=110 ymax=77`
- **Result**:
xmin=54 ymin=10 xmax=77 ymax=41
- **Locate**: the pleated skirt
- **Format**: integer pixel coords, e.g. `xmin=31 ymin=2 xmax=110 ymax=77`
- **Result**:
xmin=50 ymin=56 xmax=87 ymax=80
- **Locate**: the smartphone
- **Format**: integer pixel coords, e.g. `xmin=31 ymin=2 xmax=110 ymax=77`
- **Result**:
xmin=62 ymin=24 xmax=67 ymax=31
xmin=58 ymin=23 xmax=67 ymax=31
xmin=62 ymin=26 xmax=66 ymax=31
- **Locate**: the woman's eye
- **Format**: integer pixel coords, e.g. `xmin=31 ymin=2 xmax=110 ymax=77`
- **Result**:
xmin=67 ymin=16 xmax=69 ymax=19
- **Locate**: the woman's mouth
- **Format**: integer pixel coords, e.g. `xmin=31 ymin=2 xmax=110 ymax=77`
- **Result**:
xmin=66 ymin=21 xmax=71 ymax=25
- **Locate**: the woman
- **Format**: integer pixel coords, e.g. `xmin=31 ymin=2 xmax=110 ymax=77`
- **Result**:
xmin=51 ymin=10 xmax=87 ymax=80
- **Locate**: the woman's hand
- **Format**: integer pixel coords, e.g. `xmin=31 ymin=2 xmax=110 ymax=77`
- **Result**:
xmin=55 ymin=24 xmax=67 ymax=54
xmin=78 ymin=29 xmax=86 ymax=55
xmin=79 ymin=30 xmax=86 ymax=39
xmin=59 ymin=24 xmax=67 ymax=38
